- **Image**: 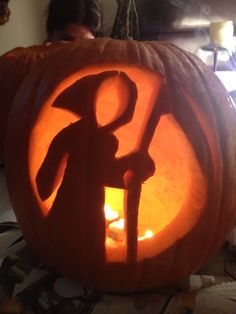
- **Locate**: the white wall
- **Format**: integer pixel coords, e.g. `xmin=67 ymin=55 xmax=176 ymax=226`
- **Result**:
xmin=0 ymin=0 xmax=49 ymax=55
xmin=0 ymin=0 xmax=116 ymax=56
xmin=103 ymin=0 xmax=117 ymax=36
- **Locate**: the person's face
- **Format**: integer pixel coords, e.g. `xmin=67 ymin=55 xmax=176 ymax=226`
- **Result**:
xmin=51 ymin=23 xmax=95 ymax=42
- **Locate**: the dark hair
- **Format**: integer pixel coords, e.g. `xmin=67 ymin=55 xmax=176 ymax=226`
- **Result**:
xmin=46 ymin=0 xmax=103 ymax=37
xmin=0 ymin=0 xmax=10 ymax=25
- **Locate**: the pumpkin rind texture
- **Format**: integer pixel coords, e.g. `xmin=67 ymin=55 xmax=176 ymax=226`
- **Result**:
xmin=0 ymin=42 xmax=65 ymax=161
xmin=5 ymin=38 xmax=236 ymax=293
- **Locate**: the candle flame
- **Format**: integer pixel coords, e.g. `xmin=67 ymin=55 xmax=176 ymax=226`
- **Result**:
xmin=105 ymin=204 xmax=154 ymax=242
xmin=108 ymin=218 xmax=124 ymax=241
xmin=104 ymin=204 xmax=119 ymax=222
xmin=110 ymin=218 xmax=124 ymax=230
xmin=138 ymin=230 xmax=154 ymax=241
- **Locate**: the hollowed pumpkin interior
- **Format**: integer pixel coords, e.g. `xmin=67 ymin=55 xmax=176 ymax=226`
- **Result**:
xmin=29 ymin=65 xmax=207 ymax=263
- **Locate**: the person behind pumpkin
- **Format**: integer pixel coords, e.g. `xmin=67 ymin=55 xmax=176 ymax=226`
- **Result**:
xmin=0 ymin=0 xmax=10 ymax=25
xmin=45 ymin=0 xmax=103 ymax=42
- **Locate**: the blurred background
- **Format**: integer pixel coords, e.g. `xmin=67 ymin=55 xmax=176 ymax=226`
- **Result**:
xmin=0 ymin=0 xmax=117 ymax=55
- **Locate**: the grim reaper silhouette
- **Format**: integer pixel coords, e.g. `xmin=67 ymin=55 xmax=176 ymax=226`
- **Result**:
xmin=36 ymin=70 xmax=156 ymax=267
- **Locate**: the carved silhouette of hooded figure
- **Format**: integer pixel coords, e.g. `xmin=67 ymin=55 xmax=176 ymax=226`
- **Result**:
xmin=36 ymin=70 xmax=155 ymax=273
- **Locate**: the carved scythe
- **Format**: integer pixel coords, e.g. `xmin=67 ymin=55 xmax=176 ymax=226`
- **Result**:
xmin=124 ymin=83 xmax=170 ymax=263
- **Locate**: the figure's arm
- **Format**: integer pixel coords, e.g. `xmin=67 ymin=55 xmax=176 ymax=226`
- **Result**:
xmin=104 ymin=151 xmax=155 ymax=188
xmin=36 ymin=129 xmax=68 ymax=201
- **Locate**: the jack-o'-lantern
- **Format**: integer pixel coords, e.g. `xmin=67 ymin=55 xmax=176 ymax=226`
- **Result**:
xmin=5 ymin=38 xmax=236 ymax=293
xmin=0 ymin=42 xmax=65 ymax=161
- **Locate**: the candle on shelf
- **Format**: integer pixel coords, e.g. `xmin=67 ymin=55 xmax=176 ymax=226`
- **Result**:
xmin=209 ymin=20 xmax=234 ymax=47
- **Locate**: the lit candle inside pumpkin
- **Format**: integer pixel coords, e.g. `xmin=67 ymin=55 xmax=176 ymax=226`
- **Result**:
xmin=104 ymin=204 xmax=119 ymax=223
xmin=138 ymin=230 xmax=154 ymax=241
xmin=108 ymin=218 xmax=125 ymax=241
xmin=104 ymin=205 xmax=154 ymax=242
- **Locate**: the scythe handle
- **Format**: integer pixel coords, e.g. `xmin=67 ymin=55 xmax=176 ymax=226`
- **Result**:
xmin=124 ymin=84 xmax=169 ymax=263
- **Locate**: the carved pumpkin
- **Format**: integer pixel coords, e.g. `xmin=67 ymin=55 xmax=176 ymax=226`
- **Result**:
xmin=5 ymin=38 xmax=236 ymax=293
xmin=0 ymin=42 xmax=65 ymax=161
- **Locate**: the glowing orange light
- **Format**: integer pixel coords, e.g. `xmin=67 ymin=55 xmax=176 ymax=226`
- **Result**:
xmin=28 ymin=65 xmax=207 ymax=265
xmin=105 ymin=204 xmax=154 ymax=243
xmin=104 ymin=204 xmax=119 ymax=222
xmin=108 ymin=218 xmax=125 ymax=241
xmin=138 ymin=230 xmax=154 ymax=241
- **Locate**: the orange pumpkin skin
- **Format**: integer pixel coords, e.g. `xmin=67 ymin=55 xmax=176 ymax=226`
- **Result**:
xmin=5 ymin=38 xmax=236 ymax=293
xmin=0 ymin=42 xmax=65 ymax=161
